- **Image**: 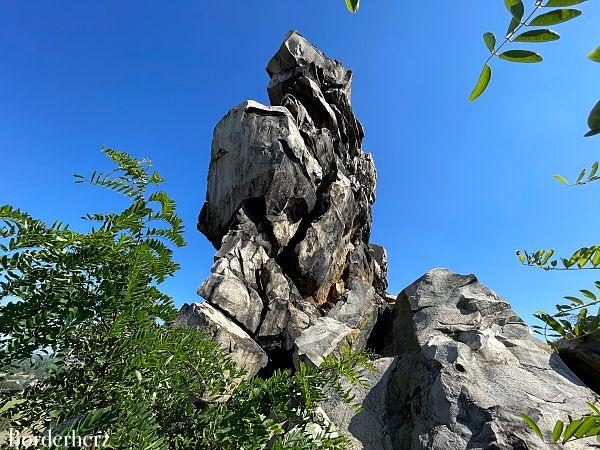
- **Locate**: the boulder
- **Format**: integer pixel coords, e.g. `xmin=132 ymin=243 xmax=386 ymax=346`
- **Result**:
xmin=322 ymin=357 xmax=396 ymax=450
xmin=368 ymin=244 xmax=388 ymax=294
xmin=328 ymin=281 xmax=385 ymax=352
xmin=197 ymin=100 xmax=322 ymax=250
xmin=293 ymin=317 xmax=358 ymax=368
xmin=368 ymin=269 xmax=599 ymax=450
xmin=198 ymin=273 xmax=264 ymax=334
xmin=287 ymin=172 xmax=356 ymax=306
xmin=175 ymin=302 xmax=267 ymax=379
xmin=255 ymin=259 xmax=318 ymax=350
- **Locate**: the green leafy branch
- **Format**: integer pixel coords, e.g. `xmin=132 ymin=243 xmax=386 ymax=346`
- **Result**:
xmin=553 ymin=160 xmax=600 ymax=187
xmin=470 ymin=0 xmax=586 ymax=101
xmin=517 ymin=245 xmax=600 ymax=271
xmin=1 ymin=149 xmax=374 ymax=448
xmin=532 ymin=284 xmax=599 ymax=340
xmin=522 ymin=403 xmax=600 ymax=445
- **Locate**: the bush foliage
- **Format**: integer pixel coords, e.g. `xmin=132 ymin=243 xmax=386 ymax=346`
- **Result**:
xmin=0 ymin=149 xmax=369 ymax=449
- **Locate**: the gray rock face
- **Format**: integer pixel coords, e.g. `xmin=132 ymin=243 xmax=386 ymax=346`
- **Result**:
xmin=198 ymin=100 xmax=322 ymax=250
xmin=186 ymin=29 xmax=387 ymax=374
xmin=322 ymin=358 xmax=396 ymax=450
xmin=293 ymin=317 xmax=357 ymax=368
xmin=362 ymin=269 xmax=598 ymax=450
xmin=175 ymin=302 xmax=267 ymax=379
xmin=328 ymin=281 xmax=386 ymax=353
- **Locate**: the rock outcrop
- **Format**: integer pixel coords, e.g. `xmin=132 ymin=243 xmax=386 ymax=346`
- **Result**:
xmin=183 ymin=30 xmax=388 ymax=376
xmin=180 ymin=31 xmax=600 ymax=449
xmin=369 ymin=269 xmax=598 ymax=449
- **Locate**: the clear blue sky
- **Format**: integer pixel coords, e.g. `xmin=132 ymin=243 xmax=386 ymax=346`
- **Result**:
xmin=2 ymin=1 xmax=600 ymax=322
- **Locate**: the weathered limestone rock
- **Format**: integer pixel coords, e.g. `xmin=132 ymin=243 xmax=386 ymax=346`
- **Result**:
xmin=368 ymin=244 xmax=388 ymax=294
xmin=198 ymin=274 xmax=263 ymax=334
xmin=557 ymin=328 xmax=600 ymax=395
xmin=175 ymin=302 xmax=267 ymax=379
xmin=197 ymin=100 xmax=322 ymax=250
xmin=255 ymin=259 xmax=318 ymax=350
xmin=328 ymin=281 xmax=386 ymax=353
xmin=370 ymin=269 xmax=599 ymax=450
xmin=293 ymin=317 xmax=358 ymax=368
xmin=322 ymin=358 xmax=396 ymax=450
xmin=190 ymin=29 xmax=388 ymax=373
xmin=288 ymin=172 xmax=356 ymax=306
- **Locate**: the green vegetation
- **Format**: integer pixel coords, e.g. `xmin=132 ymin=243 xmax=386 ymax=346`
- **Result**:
xmin=0 ymin=149 xmax=370 ymax=449
xmin=469 ymin=0 xmax=592 ymax=103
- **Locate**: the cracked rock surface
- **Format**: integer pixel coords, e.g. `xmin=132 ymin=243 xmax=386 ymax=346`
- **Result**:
xmin=366 ymin=269 xmax=599 ymax=449
xmin=181 ymin=30 xmax=388 ymax=377
xmin=179 ymin=31 xmax=600 ymax=449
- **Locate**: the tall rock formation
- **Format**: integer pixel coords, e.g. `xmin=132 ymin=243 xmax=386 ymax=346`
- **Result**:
xmin=185 ymin=30 xmax=388 ymax=376
xmin=179 ymin=31 xmax=600 ymax=448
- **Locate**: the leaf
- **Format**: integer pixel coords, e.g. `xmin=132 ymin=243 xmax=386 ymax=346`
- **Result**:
xmin=552 ymin=420 xmax=564 ymax=443
xmin=499 ymin=50 xmax=543 ymax=63
xmin=345 ymin=0 xmax=360 ymax=12
xmin=553 ymin=175 xmax=569 ymax=184
xmin=544 ymin=0 xmax=586 ymax=6
xmin=592 ymin=249 xmax=600 ymax=266
xmin=483 ymin=32 xmax=496 ymax=52
xmin=562 ymin=419 xmax=582 ymax=442
xmin=529 ymin=9 xmax=582 ymax=26
xmin=590 ymin=162 xmax=599 ymax=179
xmin=513 ymin=29 xmax=560 ymax=42
xmin=574 ymin=416 xmax=597 ymax=438
xmin=564 ymin=296 xmax=584 ymax=305
xmin=469 ymin=64 xmax=492 ymax=102
xmin=569 ymin=248 xmax=585 ymax=267
xmin=506 ymin=17 xmax=520 ymax=38
xmin=0 ymin=398 xmax=26 ymax=414
xmin=505 ymin=0 xmax=525 ymax=21
xmin=580 ymin=289 xmax=596 ymax=300
xmin=585 ymin=101 xmax=600 ymax=137
xmin=540 ymin=314 xmax=568 ymax=337
xmin=134 ymin=369 xmax=142 ymax=383
xmin=521 ymin=413 xmax=544 ymax=440
xmin=149 ymin=171 xmax=166 ymax=184
xmin=587 ymin=402 xmax=600 ymax=414
xmin=588 ymin=46 xmax=600 ymax=63
xmin=541 ymin=248 xmax=554 ymax=265
xmin=576 ymin=168 xmax=586 ymax=183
